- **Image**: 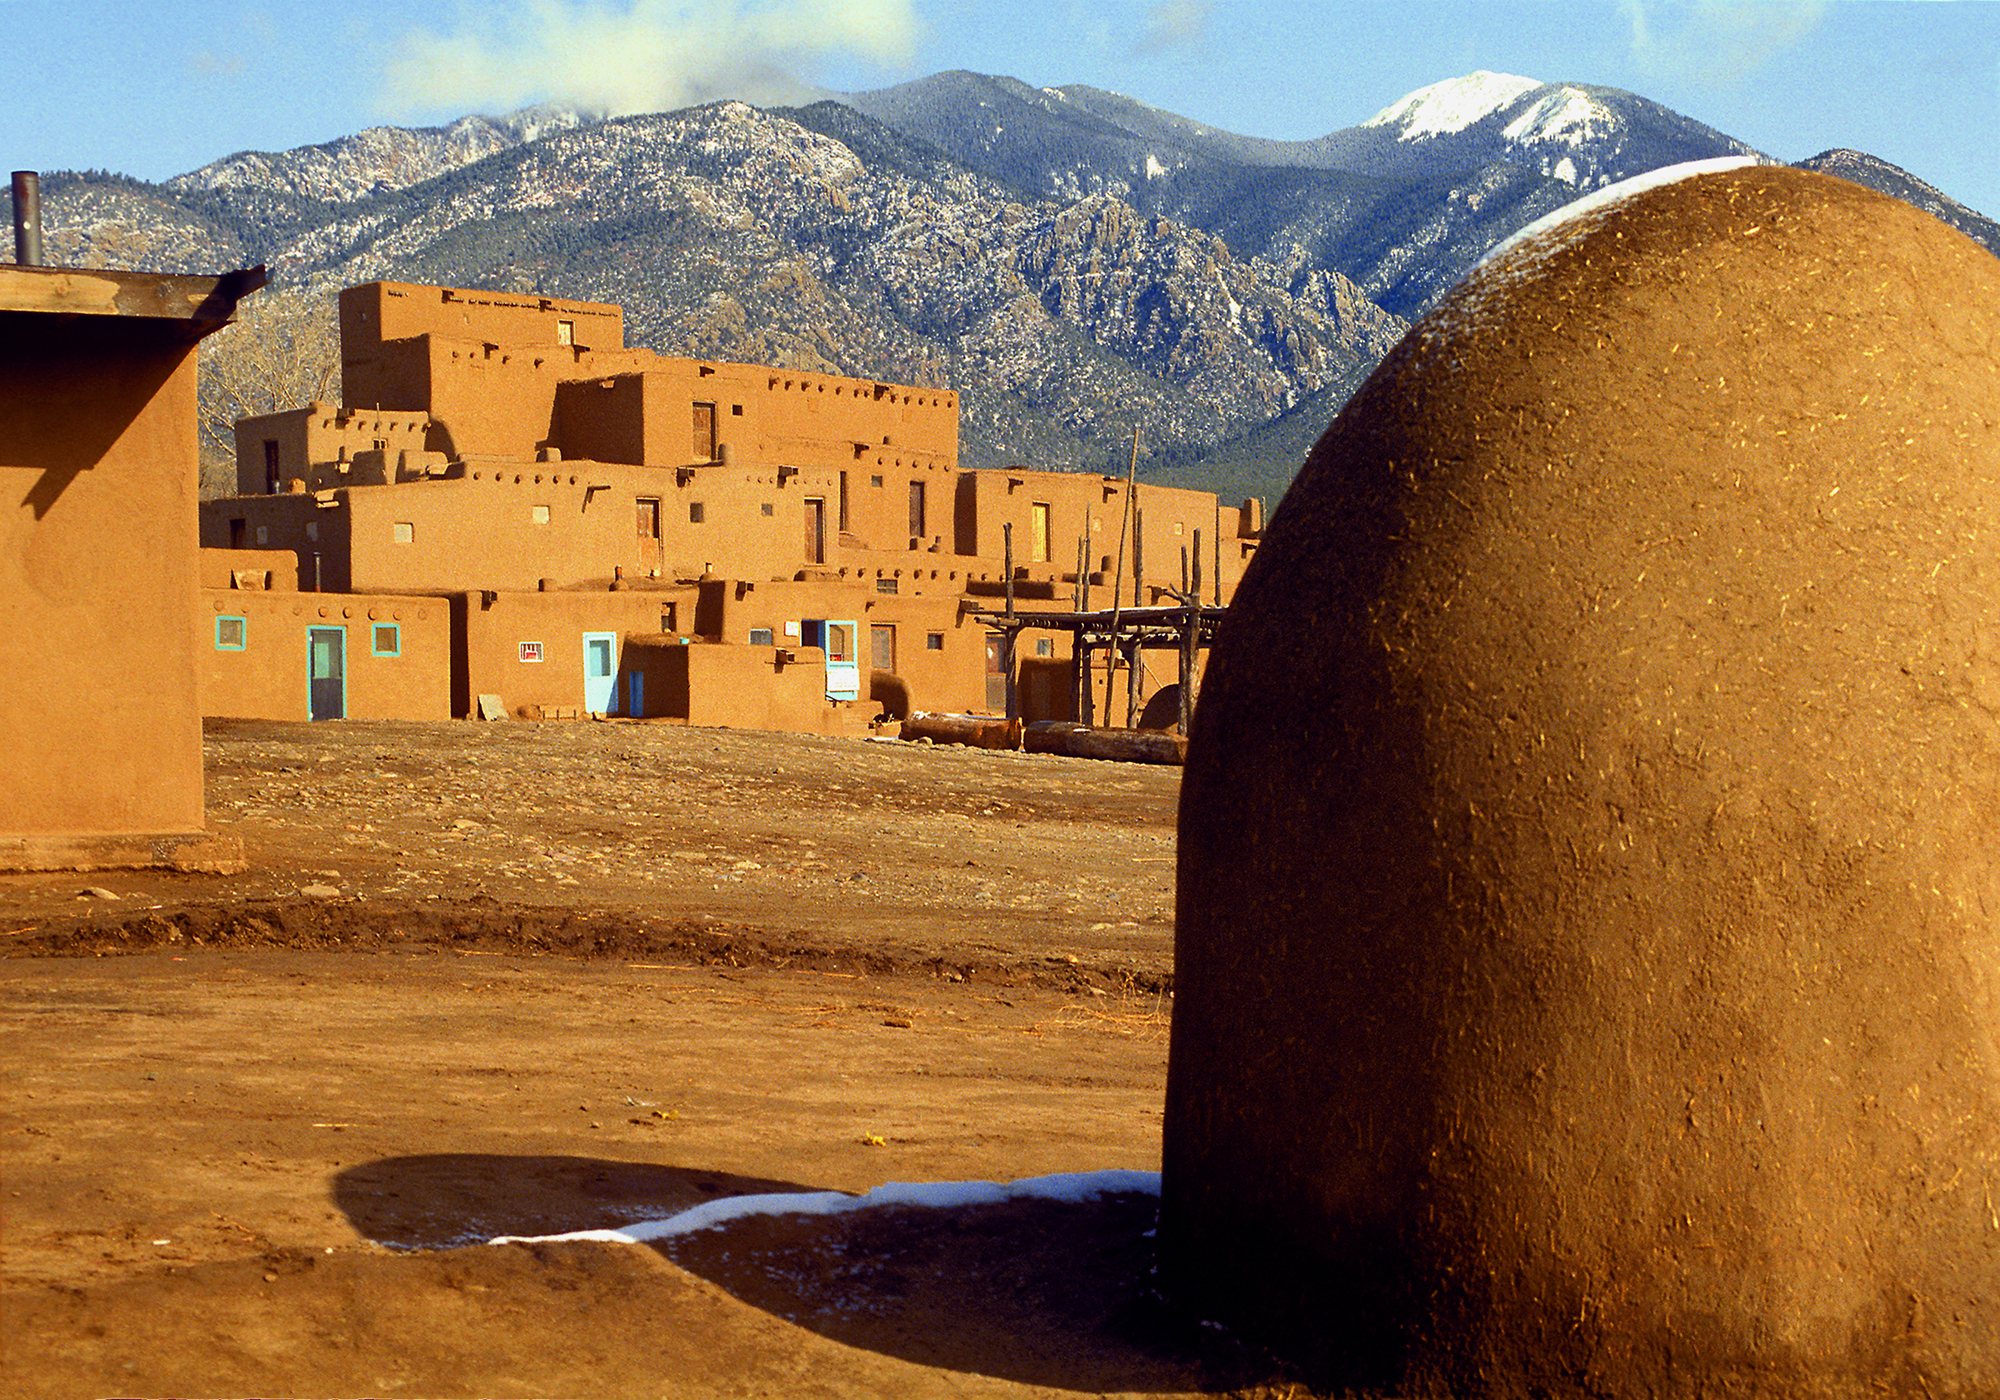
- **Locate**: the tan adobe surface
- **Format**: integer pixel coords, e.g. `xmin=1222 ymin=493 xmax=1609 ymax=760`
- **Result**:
xmin=2 ymin=262 xmax=259 ymax=869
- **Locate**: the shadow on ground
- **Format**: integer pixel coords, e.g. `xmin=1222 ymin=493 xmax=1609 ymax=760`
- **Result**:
xmin=332 ymin=1153 xmax=817 ymax=1250
xmin=335 ymin=1153 xmax=1284 ymax=1393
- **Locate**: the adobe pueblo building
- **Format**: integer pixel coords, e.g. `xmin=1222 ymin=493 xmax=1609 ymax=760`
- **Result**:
xmin=200 ymin=281 xmax=1258 ymax=731
xmin=2 ymin=254 xmax=261 ymax=871
xmin=1164 ymin=166 xmax=2000 ymax=1394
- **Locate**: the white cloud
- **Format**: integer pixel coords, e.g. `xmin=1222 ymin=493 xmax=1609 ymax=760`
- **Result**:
xmin=378 ymin=0 xmax=921 ymax=120
xmin=1130 ymin=0 xmax=1211 ymax=58
xmin=1615 ymin=0 xmax=1830 ymax=86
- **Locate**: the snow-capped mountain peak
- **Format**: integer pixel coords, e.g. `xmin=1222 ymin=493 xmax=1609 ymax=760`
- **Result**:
xmin=1364 ymin=71 xmax=1544 ymax=141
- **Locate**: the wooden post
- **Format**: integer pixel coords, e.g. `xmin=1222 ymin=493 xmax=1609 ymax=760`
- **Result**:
xmin=1132 ymin=510 xmax=1144 ymax=607
xmin=1181 ymin=529 xmax=1203 ymax=735
xmin=1003 ymin=522 xmax=1015 ymax=620
xmin=1214 ymin=498 xmax=1223 ymax=605
xmin=1125 ymin=637 xmax=1142 ymax=729
xmin=1004 ymin=625 xmax=1018 ymax=721
xmin=1104 ymin=427 xmax=1138 ymax=724
xmin=1080 ymin=536 xmax=1096 ymax=728
xmin=1002 ymin=522 xmax=1018 ymax=721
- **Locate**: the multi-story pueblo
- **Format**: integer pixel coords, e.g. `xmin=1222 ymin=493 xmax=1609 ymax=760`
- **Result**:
xmin=200 ymin=281 xmax=1260 ymax=731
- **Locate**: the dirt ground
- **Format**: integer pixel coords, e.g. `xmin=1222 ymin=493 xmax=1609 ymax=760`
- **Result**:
xmin=1 ymin=719 xmax=1297 ymax=1399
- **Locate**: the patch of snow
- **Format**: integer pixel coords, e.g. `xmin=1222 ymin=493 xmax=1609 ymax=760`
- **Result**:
xmin=1364 ymin=72 xmax=1544 ymax=141
xmin=1500 ymin=87 xmax=1609 ymax=147
xmin=1479 ymin=155 xmax=1759 ymax=267
xmin=489 ymin=1169 xmax=1161 ymax=1247
xmin=1144 ymin=154 xmax=1167 ymax=180
xmin=1550 ymin=156 xmax=1578 ymax=185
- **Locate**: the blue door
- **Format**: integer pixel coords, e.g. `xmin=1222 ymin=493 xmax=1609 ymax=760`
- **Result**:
xmin=582 ymin=632 xmax=618 ymax=714
xmin=308 ymin=627 xmax=345 ymax=721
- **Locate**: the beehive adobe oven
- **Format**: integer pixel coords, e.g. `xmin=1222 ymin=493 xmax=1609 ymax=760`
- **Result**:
xmin=1162 ymin=165 xmax=2000 ymax=1395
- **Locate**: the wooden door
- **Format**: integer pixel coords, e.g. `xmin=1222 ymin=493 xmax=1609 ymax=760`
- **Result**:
xmin=635 ymin=497 xmax=661 ymax=574
xmin=692 ymin=402 xmax=716 ymax=461
xmin=804 ymin=498 xmax=826 ymax=564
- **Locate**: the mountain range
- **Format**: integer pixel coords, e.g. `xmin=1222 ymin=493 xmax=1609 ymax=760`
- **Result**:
xmin=33 ymin=72 xmax=1999 ymax=510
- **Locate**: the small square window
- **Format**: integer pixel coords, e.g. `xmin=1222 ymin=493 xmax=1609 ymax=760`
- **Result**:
xmin=690 ymin=502 xmax=705 ymax=524
xmin=305 ymin=521 xmax=319 ymax=542
xmin=875 ymin=577 xmax=898 ymax=594
xmin=392 ymin=521 xmax=415 ymax=544
xmin=254 ymin=525 xmax=269 ymax=545
xmin=748 ymin=627 xmax=775 ymax=646
xmin=926 ymin=632 xmax=944 ymax=651
xmin=214 ymin=616 xmax=247 ymax=651
xmin=870 ymin=475 xmax=884 ymax=488
xmin=731 ymin=404 xmax=743 ymax=416
xmin=760 ymin=503 xmax=774 ymax=517
xmin=372 ymin=623 xmax=401 ymax=657
xmin=531 ymin=504 xmax=551 ymax=525
xmin=1035 ymin=638 xmax=1054 ymax=657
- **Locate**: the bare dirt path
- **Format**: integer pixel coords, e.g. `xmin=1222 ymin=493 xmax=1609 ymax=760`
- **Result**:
xmin=1 ymin=720 xmax=1290 ymax=1399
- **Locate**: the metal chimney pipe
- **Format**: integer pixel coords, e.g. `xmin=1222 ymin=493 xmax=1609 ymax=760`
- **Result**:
xmin=11 ymin=171 xmax=42 ymax=265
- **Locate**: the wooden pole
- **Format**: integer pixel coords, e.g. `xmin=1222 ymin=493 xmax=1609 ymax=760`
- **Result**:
xmin=1104 ymin=427 xmax=1138 ymax=724
xmin=1213 ymin=499 xmax=1223 ymax=605
xmin=1125 ymin=638 xmax=1142 ymax=728
xmin=1132 ymin=509 xmax=1144 ymax=607
xmin=1073 ymin=534 xmax=1088 ymax=722
xmin=1003 ymin=522 xmax=1017 ymax=721
xmin=1003 ymin=522 xmax=1015 ymax=620
xmin=1181 ymin=530 xmax=1203 ymax=735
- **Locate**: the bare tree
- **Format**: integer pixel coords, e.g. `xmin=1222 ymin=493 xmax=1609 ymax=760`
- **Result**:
xmin=197 ymin=288 xmax=341 ymax=498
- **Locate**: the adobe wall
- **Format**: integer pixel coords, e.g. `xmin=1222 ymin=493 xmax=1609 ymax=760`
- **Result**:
xmin=627 ymin=640 xmax=865 ymax=735
xmin=835 ymin=456 xmax=959 ymax=554
xmin=199 ymin=493 xmax=342 ymax=591
xmin=342 ymin=282 xmax=625 ymax=415
xmin=551 ymin=364 xmax=957 ymax=476
xmin=199 ymin=590 xmax=450 ymax=721
xmin=317 ymin=464 xmax=840 ymax=594
xmin=343 ymin=282 xmax=626 ymax=356
xmin=234 ymin=403 xmax=432 ymax=495
xmin=955 ymin=470 xmax=1252 ymax=603
xmin=233 ymin=406 xmax=312 ymax=495
xmin=456 ymin=589 xmax=694 ymax=720
xmin=2 ymin=311 xmax=207 ymax=838
xmin=198 ymin=547 xmax=299 ymax=592
xmin=693 ymin=575 xmax=986 ymax=716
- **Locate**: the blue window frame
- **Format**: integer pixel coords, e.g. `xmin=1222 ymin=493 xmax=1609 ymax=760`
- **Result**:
xmin=370 ymin=622 xmax=401 ymax=658
xmin=215 ymin=615 xmax=248 ymax=651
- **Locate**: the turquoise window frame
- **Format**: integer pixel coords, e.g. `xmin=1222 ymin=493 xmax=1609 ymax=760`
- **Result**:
xmin=214 ymin=615 xmax=248 ymax=651
xmin=370 ymin=622 xmax=401 ymax=658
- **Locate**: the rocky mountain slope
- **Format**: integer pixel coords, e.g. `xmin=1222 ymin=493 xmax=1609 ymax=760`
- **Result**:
xmin=30 ymin=72 xmax=1997 ymax=508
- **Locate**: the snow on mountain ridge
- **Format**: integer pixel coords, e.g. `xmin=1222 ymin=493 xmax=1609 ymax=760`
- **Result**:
xmin=1365 ymin=71 xmax=1544 ymax=141
xmin=1501 ymin=87 xmax=1613 ymax=148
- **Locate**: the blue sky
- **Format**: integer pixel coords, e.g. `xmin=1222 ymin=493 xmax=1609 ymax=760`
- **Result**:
xmin=7 ymin=1 xmax=1996 ymax=215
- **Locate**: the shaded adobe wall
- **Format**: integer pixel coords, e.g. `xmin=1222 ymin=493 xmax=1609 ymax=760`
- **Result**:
xmin=1163 ymin=168 xmax=2000 ymax=1394
xmin=1 ymin=315 xmax=207 ymax=837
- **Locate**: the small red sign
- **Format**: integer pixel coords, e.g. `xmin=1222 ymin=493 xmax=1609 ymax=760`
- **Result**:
xmin=519 ymin=642 xmax=544 ymax=663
